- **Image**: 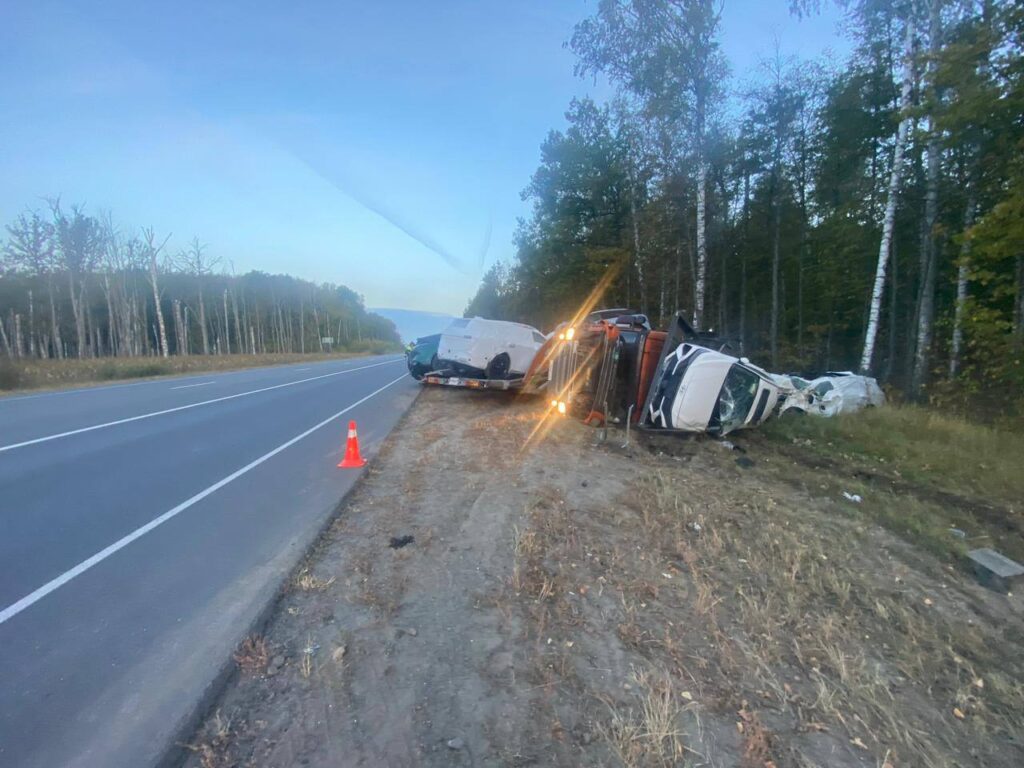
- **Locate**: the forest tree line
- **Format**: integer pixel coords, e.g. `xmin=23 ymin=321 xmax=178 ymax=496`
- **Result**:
xmin=466 ymin=0 xmax=1023 ymax=402
xmin=0 ymin=200 xmax=399 ymax=361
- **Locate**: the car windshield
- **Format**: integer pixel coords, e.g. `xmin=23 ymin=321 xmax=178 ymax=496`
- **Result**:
xmin=717 ymin=365 xmax=760 ymax=433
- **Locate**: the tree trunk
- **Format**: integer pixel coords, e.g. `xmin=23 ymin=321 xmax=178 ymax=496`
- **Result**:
xmin=949 ymin=184 xmax=976 ymax=379
xmin=231 ymin=291 xmax=242 ymax=354
xmin=198 ymin=288 xmax=209 ymax=355
xmin=223 ymin=289 xmax=231 ymax=355
xmin=67 ymin=271 xmax=86 ymax=358
xmin=740 ymin=168 xmax=750 ymax=351
xmin=911 ymin=0 xmax=944 ymax=395
xmin=0 ymin=314 xmax=12 ymax=358
xmin=629 ymin=178 xmax=646 ymax=314
xmin=14 ymin=314 xmax=25 ymax=358
xmin=149 ymin=257 xmax=170 ymax=358
xmin=694 ymin=161 xmax=708 ymax=329
xmin=770 ymin=168 xmax=782 ymax=368
xmin=28 ymin=289 xmax=36 ymax=358
xmin=48 ymin=278 xmax=63 ymax=359
xmin=1014 ymin=255 xmax=1024 ymax=353
xmin=860 ymin=16 xmax=915 ymax=374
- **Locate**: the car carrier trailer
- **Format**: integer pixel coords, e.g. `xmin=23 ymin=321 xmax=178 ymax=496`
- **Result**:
xmin=419 ymin=372 xmax=526 ymax=391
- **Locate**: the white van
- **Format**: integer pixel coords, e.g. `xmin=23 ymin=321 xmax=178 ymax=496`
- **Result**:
xmin=436 ymin=317 xmax=547 ymax=379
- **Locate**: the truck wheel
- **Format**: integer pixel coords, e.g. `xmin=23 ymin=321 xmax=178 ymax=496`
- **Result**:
xmin=485 ymin=353 xmax=511 ymax=380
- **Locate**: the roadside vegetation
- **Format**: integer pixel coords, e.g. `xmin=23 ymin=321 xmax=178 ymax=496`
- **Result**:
xmin=0 ymin=343 xmax=399 ymax=393
xmin=757 ymin=406 xmax=1024 ymax=563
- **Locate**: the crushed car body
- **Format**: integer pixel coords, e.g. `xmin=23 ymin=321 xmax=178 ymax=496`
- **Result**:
xmin=774 ymin=372 xmax=886 ymax=417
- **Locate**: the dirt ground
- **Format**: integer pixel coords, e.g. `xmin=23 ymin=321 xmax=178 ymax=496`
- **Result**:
xmin=185 ymin=387 xmax=1024 ymax=768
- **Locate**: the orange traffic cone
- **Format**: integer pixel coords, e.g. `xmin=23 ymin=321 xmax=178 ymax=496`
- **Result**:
xmin=337 ymin=420 xmax=367 ymax=468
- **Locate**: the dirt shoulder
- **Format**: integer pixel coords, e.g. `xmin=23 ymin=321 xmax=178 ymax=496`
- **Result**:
xmin=185 ymin=387 xmax=1024 ymax=768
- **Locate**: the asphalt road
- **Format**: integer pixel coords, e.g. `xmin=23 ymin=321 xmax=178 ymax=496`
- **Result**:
xmin=0 ymin=355 xmax=419 ymax=767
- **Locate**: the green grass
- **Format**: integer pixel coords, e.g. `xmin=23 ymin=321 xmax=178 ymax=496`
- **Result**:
xmin=760 ymin=405 xmax=1024 ymax=564
xmin=763 ymin=405 xmax=1024 ymax=509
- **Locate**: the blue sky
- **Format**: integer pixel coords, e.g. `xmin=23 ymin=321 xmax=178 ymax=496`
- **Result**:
xmin=1 ymin=1 xmax=848 ymax=315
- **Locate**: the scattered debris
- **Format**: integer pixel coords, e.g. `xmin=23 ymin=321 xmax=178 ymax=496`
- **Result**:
xmin=967 ymin=548 xmax=1024 ymax=593
xmin=388 ymin=535 xmax=415 ymax=549
xmin=446 ymin=737 xmax=465 ymax=750
xmin=842 ymin=491 xmax=863 ymax=503
xmin=265 ymin=654 xmax=285 ymax=677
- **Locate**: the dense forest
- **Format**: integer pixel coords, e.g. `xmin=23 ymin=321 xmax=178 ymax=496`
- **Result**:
xmin=0 ymin=201 xmax=399 ymax=360
xmin=467 ymin=0 xmax=1023 ymax=403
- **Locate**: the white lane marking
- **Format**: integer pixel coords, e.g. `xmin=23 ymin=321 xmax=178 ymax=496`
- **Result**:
xmin=170 ymin=381 xmax=215 ymax=390
xmin=0 ymin=358 xmax=403 ymax=453
xmin=0 ymin=371 xmax=410 ymax=626
xmin=295 ymin=367 xmax=311 ymax=372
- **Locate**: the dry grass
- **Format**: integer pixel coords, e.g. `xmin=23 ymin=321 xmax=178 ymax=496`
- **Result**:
xmin=0 ymin=349 xmax=391 ymax=393
xmin=502 ymin=448 xmax=1024 ymax=767
xmin=293 ymin=568 xmax=336 ymax=592
xmin=596 ymin=668 xmax=698 ymax=768
xmin=232 ymin=635 xmax=269 ymax=675
xmin=183 ymin=710 xmax=232 ymax=768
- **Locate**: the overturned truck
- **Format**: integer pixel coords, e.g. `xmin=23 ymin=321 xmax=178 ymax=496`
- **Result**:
xmin=539 ymin=310 xmax=783 ymax=436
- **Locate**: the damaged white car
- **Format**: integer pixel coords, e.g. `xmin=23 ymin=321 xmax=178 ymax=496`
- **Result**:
xmin=434 ymin=317 xmax=547 ymax=380
xmin=642 ymin=343 xmax=784 ymax=435
xmin=774 ymin=372 xmax=886 ymax=417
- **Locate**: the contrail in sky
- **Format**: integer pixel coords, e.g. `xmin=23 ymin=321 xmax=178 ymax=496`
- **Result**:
xmin=288 ymin=148 xmax=482 ymax=276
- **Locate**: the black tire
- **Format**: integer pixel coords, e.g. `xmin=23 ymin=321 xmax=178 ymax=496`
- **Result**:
xmin=485 ymin=352 xmax=511 ymax=380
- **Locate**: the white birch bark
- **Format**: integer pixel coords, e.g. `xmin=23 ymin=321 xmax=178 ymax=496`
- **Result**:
xmin=144 ymin=229 xmax=171 ymax=358
xmin=859 ymin=16 xmax=916 ymax=374
xmin=949 ymin=187 xmax=975 ymax=379
xmin=694 ymin=160 xmax=707 ymax=329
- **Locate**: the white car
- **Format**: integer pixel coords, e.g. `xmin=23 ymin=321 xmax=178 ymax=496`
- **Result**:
xmin=435 ymin=317 xmax=547 ymax=379
xmin=774 ymin=372 xmax=886 ymax=417
xmin=643 ymin=344 xmax=783 ymax=435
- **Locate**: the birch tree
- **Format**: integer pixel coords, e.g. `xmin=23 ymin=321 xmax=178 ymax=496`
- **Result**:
xmin=571 ymin=0 xmax=725 ymax=329
xmin=860 ymin=14 xmax=916 ymax=374
xmin=142 ymin=227 xmax=172 ymax=358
